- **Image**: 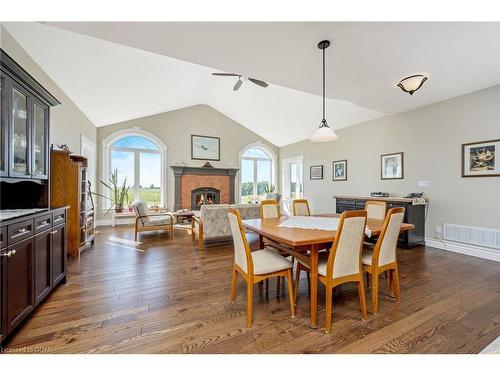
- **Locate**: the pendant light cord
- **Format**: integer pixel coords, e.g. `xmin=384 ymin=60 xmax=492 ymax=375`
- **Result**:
xmin=322 ymin=45 xmax=326 ymax=122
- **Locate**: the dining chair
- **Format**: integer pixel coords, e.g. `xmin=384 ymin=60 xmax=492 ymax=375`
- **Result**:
xmin=228 ymin=208 xmax=295 ymax=328
xmin=294 ymin=210 xmax=368 ymax=333
xmin=361 ymin=207 xmax=405 ymax=313
xmin=292 ymin=198 xmax=311 ymax=216
xmin=365 ymin=200 xmax=387 ymax=220
xmin=260 ymin=199 xmax=280 ymax=219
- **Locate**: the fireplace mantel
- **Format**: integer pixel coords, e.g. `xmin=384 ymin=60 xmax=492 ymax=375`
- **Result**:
xmin=170 ymin=165 xmax=239 ymax=211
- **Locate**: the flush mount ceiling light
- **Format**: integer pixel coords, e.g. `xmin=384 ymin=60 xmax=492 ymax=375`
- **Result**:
xmin=310 ymin=40 xmax=338 ymax=142
xmin=397 ymin=74 xmax=428 ymax=95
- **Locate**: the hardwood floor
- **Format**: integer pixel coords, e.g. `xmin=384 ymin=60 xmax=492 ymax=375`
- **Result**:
xmin=2 ymin=225 xmax=500 ymax=354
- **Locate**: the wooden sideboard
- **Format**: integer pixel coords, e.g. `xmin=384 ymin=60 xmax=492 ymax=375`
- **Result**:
xmin=334 ymin=195 xmax=425 ymax=248
xmin=0 ymin=207 xmax=68 ymax=346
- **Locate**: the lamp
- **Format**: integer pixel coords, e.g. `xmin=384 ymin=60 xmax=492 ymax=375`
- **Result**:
xmin=310 ymin=40 xmax=338 ymax=142
xmin=397 ymin=74 xmax=428 ymax=95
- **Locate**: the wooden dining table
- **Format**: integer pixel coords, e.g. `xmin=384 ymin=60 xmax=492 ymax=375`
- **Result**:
xmin=242 ymin=213 xmax=415 ymax=329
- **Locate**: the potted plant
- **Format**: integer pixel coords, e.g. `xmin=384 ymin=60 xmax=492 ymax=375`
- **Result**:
xmin=92 ymin=168 xmax=130 ymax=214
xmin=127 ymin=200 xmax=134 ymax=212
xmin=264 ymin=183 xmax=281 ymax=202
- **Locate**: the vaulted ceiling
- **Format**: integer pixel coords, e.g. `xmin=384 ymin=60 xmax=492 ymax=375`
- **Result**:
xmin=3 ymin=22 xmax=499 ymax=147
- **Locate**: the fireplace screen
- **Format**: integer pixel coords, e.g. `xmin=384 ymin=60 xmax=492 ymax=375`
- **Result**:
xmin=191 ymin=187 xmax=220 ymax=210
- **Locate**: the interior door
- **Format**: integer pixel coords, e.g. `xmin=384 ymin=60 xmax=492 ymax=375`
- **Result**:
xmin=6 ymin=237 xmax=34 ymax=334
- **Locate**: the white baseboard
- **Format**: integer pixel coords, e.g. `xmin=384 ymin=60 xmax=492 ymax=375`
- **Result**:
xmin=425 ymin=237 xmax=500 ymax=262
xmin=96 ymin=218 xmax=135 ymax=227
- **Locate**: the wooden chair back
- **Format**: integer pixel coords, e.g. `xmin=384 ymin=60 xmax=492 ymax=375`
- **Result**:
xmin=260 ymin=199 xmax=280 ymax=219
xmin=373 ymin=207 xmax=405 ymax=267
xmin=227 ymin=208 xmax=254 ymax=275
xmin=326 ymin=210 xmax=367 ymax=279
xmin=365 ymin=200 xmax=387 ymax=220
xmin=292 ymin=199 xmax=311 ymax=216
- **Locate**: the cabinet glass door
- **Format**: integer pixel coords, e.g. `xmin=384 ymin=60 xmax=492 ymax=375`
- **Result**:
xmin=0 ymin=75 xmax=7 ymax=176
xmin=32 ymin=101 xmax=48 ymax=178
xmin=11 ymin=86 xmax=30 ymax=177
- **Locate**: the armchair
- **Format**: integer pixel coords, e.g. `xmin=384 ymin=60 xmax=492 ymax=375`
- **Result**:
xmin=133 ymin=201 xmax=175 ymax=241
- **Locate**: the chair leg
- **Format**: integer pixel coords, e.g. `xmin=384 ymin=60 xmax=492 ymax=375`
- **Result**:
xmin=358 ymin=280 xmax=368 ymax=320
xmin=265 ymin=278 xmax=269 ymax=295
xmin=393 ymin=267 xmax=401 ymax=303
xmin=389 ymin=269 xmax=395 ymax=298
xmin=277 ymin=276 xmax=281 ymax=296
xmin=294 ymin=265 xmax=301 ymax=304
xmin=230 ymin=266 xmax=238 ymax=302
xmin=372 ymin=272 xmax=379 ymax=314
xmin=286 ymin=269 xmax=296 ymax=318
xmin=247 ymin=280 xmax=254 ymax=328
xmin=135 ymin=229 xmax=138 ymax=242
xmin=325 ymin=284 xmax=333 ymax=333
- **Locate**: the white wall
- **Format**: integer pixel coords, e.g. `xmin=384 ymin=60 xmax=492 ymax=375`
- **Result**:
xmin=280 ymin=85 xmax=500 ymax=239
xmin=96 ymin=104 xmax=278 ymax=217
xmin=1 ymin=26 xmax=97 ymax=154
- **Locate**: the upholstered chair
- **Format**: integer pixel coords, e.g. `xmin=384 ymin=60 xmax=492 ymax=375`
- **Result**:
xmin=294 ymin=210 xmax=368 ymax=333
xmin=292 ymin=199 xmax=311 ymax=216
xmin=133 ymin=201 xmax=175 ymax=241
xmin=362 ymin=207 xmax=405 ymax=313
xmin=260 ymin=199 xmax=280 ymax=219
xmin=365 ymin=200 xmax=387 ymax=220
xmin=228 ymin=208 xmax=295 ymax=328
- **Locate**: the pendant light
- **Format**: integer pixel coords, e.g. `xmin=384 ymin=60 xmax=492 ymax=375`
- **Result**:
xmin=310 ymin=40 xmax=338 ymax=142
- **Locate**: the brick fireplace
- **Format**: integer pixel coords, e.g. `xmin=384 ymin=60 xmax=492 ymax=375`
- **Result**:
xmin=171 ymin=166 xmax=239 ymax=211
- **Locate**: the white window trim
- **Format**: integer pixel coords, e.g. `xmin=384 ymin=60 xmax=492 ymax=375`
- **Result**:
xmin=238 ymin=142 xmax=277 ymax=203
xmin=101 ymin=128 xmax=167 ymax=208
xmin=281 ymin=155 xmax=304 ymax=199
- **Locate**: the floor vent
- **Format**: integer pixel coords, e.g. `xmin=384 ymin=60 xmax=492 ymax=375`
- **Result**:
xmin=443 ymin=224 xmax=500 ymax=250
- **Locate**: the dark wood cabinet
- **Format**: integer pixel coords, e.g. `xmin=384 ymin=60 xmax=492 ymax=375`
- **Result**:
xmin=0 ymin=73 xmax=8 ymax=177
xmin=51 ymin=223 xmax=66 ymax=285
xmin=0 ymin=247 xmax=5 ymax=343
xmin=5 ymin=237 xmax=34 ymax=335
xmin=34 ymin=229 xmax=52 ymax=306
xmin=335 ymin=196 xmax=425 ymax=248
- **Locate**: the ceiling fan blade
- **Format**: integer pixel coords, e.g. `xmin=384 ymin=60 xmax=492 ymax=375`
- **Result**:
xmin=212 ymin=73 xmax=240 ymax=77
xmin=248 ymin=78 xmax=269 ymax=88
xmin=233 ymin=79 xmax=243 ymax=91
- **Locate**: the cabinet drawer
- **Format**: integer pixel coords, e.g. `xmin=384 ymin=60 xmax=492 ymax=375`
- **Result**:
xmin=35 ymin=214 xmax=52 ymax=234
xmin=8 ymin=219 xmax=34 ymax=245
xmin=0 ymin=226 xmax=6 ymax=248
xmin=52 ymin=210 xmax=66 ymax=226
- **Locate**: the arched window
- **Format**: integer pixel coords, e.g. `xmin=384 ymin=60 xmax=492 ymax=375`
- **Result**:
xmin=239 ymin=143 xmax=276 ymax=203
xmin=103 ymin=130 xmax=167 ymax=208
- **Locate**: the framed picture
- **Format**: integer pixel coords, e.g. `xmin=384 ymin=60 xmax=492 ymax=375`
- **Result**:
xmin=462 ymin=139 xmax=500 ymax=177
xmin=332 ymin=160 xmax=347 ymax=181
xmin=381 ymin=152 xmax=404 ymax=180
xmin=191 ymin=135 xmax=220 ymax=161
xmin=310 ymin=165 xmax=323 ymax=180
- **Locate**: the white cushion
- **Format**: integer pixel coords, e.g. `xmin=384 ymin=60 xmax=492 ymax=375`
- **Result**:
xmin=361 ymin=249 xmax=374 ymax=265
xmin=144 ymin=217 xmax=172 ymax=227
xmin=251 ymin=248 xmax=292 ymax=275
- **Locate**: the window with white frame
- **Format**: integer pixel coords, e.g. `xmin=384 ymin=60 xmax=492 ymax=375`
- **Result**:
xmin=240 ymin=144 xmax=276 ymax=203
xmin=105 ymin=133 xmax=166 ymax=208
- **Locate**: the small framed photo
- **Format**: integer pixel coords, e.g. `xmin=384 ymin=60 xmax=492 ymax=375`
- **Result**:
xmin=310 ymin=165 xmax=323 ymax=180
xmin=191 ymin=135 xmax=220 ymax=161
xmin=381 ymin=152 xmax=404 ymax=180
xmin=332 ymin=160 xmax=347 ymax=181
xmin=462 ymin=139 xmax=500 ymax=177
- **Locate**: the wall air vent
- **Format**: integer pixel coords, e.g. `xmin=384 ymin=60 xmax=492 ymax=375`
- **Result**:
xmin=443 ymin=223 xmax=500 ymax=250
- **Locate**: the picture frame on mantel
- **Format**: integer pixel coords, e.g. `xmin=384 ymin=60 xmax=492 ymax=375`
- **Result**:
xmin=332 ymin=159 xmax=347 ymax=181
xmin=310 ymin=165 xmax=323 ymax=180
xmin=191 ymin=134 xmax=220 ymax=161
xmin=462 ymin=139 xmax=500 ymax=177
xmin=381 ymin=152 xmax=404 ymax=180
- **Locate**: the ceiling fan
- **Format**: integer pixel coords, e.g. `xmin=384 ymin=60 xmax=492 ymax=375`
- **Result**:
xmin=212 ymin=73 xmax=269 ymax=91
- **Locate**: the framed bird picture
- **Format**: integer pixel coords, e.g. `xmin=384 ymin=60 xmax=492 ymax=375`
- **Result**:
xmin=191 ymin=135 xmax=220 ymax=161
xmin=462 ymin=139 xmax=500 ymax=177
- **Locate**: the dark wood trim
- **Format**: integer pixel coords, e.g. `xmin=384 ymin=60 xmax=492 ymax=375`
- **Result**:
xmin=190 ymin=134 xmax=220 ymax=161
xmin=380 ymin=152 xmax=404 ymax=180
xmin=461 ymin=139 xmax=500 ymax=178
xmin=310 ymin=165 xmax=323 ymax=180
xmin=0 ymin=49 xmax=60 ymax=107
xmin=332 ymin=159 xmax=347 ymax=181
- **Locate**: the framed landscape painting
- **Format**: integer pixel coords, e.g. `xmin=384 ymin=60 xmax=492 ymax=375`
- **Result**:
xmin=462 ymin=139 xmax=500 ymax=177
xmin=332 ymin=160 xmax=347 ymax=181
xmin=310 ymin=165 xmax=323 ymax=180
xmin=381 ymin=152 xmax=404 ymax=180
xmin=191 ymin=135 xmax=220 ymax=161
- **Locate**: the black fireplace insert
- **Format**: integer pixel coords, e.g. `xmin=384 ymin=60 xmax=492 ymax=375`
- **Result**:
xmin=191 ymin=187 xmax=220 ymax=210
